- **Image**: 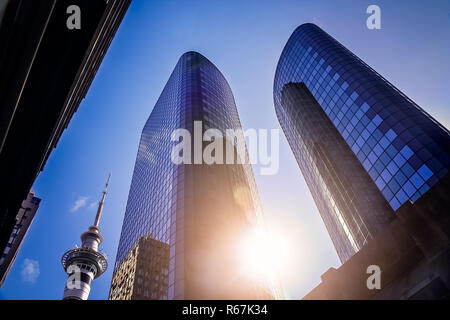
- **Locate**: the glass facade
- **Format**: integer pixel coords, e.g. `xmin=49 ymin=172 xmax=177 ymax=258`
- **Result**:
xmin=112 ymin=51 xmax=280 ymax=299
xmin=280 ymin=82 xmax=394 ymax=262
xmin=274 ymin=23 xmax=450 ymax=261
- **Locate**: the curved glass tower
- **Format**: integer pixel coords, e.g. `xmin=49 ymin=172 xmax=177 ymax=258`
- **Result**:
xmin=110 ymin=51 xmax=280 ymax=299
xmin=274 ymin=23 xmax=450 ymax=262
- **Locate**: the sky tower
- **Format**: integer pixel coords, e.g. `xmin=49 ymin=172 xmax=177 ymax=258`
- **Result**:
xmin=61 ymin=175 xmax=110 ymax=300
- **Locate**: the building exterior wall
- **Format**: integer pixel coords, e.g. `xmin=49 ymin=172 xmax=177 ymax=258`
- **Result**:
xmin=0 ymin=190 xmax=40 ymax=287
xmin=109 ymin=235 xmax=170 ymax=300
xmin=280 ymin=82 xmax=394 ymax=261
xmin=274 ymin=23 xmax=450 ymax=262
xmin=303 ymin=174 xmax=450 ymax=300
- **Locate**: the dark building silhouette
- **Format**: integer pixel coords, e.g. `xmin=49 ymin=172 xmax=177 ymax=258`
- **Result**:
xmin=275 ymin=24 xmax=450 ymax=299
xmin=0 ymin=0 xmax=131 ymax=256
xmin=0 ymin=190 xmax=40 ymax=287
xmin=111 ymin=51 xmax=281 ymax=299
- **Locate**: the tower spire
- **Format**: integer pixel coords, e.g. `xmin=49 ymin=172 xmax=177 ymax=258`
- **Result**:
xmin=94 ymin=173 xmax=111 ymax=227
xmin=61 ymin=174 xmax=110 ymax=300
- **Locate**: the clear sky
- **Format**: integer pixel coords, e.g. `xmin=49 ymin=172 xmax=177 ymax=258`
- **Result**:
xmin=1 ymin=0 xmax=449 ymax=300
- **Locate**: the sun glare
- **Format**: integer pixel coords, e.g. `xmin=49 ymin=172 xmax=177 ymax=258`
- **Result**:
xmin=239 ymin=226 xmax=289 ymax=280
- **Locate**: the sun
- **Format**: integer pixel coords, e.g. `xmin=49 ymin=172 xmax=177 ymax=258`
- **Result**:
xmin=239 ymin=226 xmax=288 ymax=280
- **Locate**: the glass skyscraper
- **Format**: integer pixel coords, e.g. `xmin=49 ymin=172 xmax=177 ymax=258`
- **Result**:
xmin=274 ymin=23 xmax=450 ymax=262
xmin=111 ymin=51 xmax=280 ymax=299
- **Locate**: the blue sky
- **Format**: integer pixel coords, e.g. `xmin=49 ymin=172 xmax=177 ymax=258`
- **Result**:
xmin=1 ymin=0 xmax=449 ymax=300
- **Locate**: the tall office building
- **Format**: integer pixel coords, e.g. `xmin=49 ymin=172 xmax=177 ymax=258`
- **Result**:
xmin=274 ymin=24 xmax=450 ymax=263
xmin=111 ymin=51 xmax=280 ymax=299
xmin=0 ymin=190 xmax=40 ymax=287
xmin=0 ymin=0 xmax=130 ymax=257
